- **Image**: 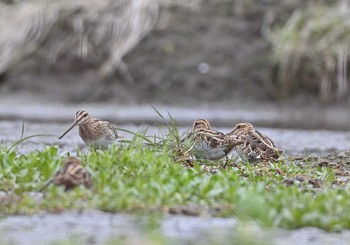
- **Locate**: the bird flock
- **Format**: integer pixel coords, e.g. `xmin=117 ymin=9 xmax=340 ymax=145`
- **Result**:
xmin=45 ymin=110 xmax=283 ymax=191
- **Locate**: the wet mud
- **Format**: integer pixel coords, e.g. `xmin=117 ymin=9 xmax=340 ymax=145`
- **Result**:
xmin=1 ymin=210 xmax=350 ymax=245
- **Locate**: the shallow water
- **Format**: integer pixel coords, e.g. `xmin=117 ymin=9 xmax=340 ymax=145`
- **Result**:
xmin=2 ymin=102 xmax=350 ymax=130
xmin=1 ymin=120 xmax=349 ymax=156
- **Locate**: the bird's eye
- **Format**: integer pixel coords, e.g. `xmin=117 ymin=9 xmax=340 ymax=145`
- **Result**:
xmin=84 ymin=114 xmax=88 ymax=117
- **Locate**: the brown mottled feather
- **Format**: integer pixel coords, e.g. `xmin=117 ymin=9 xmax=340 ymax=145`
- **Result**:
xmin=43 ymin=157 xmax=93 ymax=191
xmin=59 ymin=110 xmax=123 ymax=149
xmin=189 ymin=119 xmax=242 ymax=160
xmin=228 ymin=122 xmax=283 ymax=162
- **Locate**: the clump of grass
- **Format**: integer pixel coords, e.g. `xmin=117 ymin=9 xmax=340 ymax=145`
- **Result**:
xmin=267 ymin=1 xmax=350 ymax=101
xmin=146 ymin=107 xmax=195 ymax=165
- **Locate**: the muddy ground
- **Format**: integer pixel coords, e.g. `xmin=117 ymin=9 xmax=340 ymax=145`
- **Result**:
xmin=1 ymin=103 xmax=350 ymax=244
xmin=1 ymin=117 xmax=350 ymax=244
xmin=2 ymin=210 xmax=350 ymax=245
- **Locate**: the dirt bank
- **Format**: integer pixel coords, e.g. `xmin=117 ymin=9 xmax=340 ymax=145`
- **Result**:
xmin=0 ymin=0 xmax=340 ymax=106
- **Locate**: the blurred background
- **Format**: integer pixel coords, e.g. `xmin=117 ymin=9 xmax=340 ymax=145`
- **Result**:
xmin=2 ymin=0 xmax=350 ymax=153
xmin=1 ymin=1 xmax=350 ymax=242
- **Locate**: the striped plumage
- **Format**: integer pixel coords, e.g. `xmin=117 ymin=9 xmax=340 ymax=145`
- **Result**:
xmin=43 ymin=157 xmax=93 ymax=191
xmin=189 ymin=119 xmax=242 ymax=160
xmin=228 ymin=122 xmax=283 ymax=162
xmin=59 ymin=110 xmax=123 ymax=149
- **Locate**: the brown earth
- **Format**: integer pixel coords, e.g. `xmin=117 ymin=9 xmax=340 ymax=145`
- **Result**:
xmin=0 ymin=0 xmax=341 ymax=106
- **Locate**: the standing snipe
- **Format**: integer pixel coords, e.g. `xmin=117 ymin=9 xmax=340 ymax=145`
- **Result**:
xmin=43 ymin=157 xmax=93 ymax=191
xmin=227 ymin=122 xmax=283 ymax=162
xmin=59 ymin=110 xmax=123 ymax=149
xmin=188 ymin=119 xmax=242 ymax=160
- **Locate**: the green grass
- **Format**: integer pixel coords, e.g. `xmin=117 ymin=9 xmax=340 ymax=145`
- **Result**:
xmin=0 ymin=133 xmax=350 ymax=232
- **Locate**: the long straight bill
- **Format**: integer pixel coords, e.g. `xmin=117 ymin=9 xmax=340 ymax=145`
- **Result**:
xmin=58 ymin=121 xmax=78 ymax=139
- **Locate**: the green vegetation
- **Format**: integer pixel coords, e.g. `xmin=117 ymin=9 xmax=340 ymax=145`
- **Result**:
xmin=1 ymin=120 xmax=350 ymax=232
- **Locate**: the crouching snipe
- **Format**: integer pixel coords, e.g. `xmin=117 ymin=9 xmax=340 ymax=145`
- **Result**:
xmin=43 ymin=157 xmax=93 ymax=191
xmin=189 ymin=119 xmax=242 ymax=160
xmin=227 ymin=122 xmax=283 ymax=162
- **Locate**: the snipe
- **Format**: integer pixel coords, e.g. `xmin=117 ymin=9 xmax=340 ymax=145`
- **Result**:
xmin=227 ymin=122 xmax=283 ymax=162
xmin=188 ymin=119 xmax=242 ymax=160
xmin=59 ymin=110 xmax=123 ymax=149
xmin=43 ymin=156 xmax=93 ymax=191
